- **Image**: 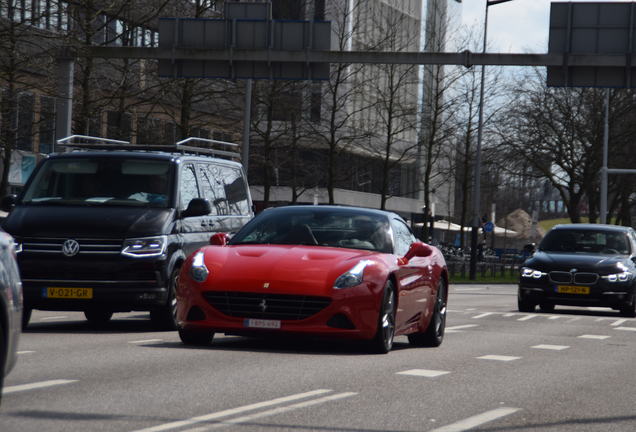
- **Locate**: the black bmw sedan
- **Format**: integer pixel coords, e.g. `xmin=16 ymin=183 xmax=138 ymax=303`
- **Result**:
xmin=518 ymin=224 xmax=636 ymax=317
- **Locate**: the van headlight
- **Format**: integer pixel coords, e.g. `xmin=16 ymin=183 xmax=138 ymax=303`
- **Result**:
xmin=121 ymin=236 xmax=167 ymax=258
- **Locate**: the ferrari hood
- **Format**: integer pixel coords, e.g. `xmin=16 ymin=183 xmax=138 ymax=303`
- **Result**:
xmin=202 ymin=245 xmax=377 ymax=295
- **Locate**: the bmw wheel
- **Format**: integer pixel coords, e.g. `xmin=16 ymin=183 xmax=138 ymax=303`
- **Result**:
xmin=370 ymin=281 xmax=396 ymax=354
xmin=409 ymin=279 xmax=447 ymax=347
xmin=518 ymin=290 xmax=536 ymax=312
xmin=84 ymin=310 xmax=113 ymax=322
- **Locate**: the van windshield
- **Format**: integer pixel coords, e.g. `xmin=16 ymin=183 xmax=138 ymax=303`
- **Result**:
xmin=20 ymin=157 xmax=173 ymax=208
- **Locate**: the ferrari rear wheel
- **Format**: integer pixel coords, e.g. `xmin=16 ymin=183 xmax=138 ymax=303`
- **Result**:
xmin=408 ymin=279 xmax=447 ymax=347
xmin=179 ymin=329 xmax=214 ymax=346
xmin=370 ymin=281 xmax=396 ymax=354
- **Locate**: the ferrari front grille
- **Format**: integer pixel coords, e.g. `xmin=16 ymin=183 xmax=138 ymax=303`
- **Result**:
xmin=202 ymin=291 xmax=332 ymax=320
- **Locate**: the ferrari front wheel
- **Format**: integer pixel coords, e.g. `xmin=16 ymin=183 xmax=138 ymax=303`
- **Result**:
xmin=409 ymin=279 xmax=447 ymax=347
xmin=179 ymin=329 xmax=214 ymax=346
xmin=370 ymin=280 xmax=396 ymax=354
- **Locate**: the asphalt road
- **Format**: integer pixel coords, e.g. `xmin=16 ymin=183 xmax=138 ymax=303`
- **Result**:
xmin=1 ymin=283 xmax=635 ymax=432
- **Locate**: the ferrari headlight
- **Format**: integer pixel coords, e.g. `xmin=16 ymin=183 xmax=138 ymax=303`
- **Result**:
xmin=189 ymin=251 xmax=209 ymax=282
xmin=602 ymin=272 xmax=633 ymax=283
xmin=521 ymin=267 xmax=546 ymax=279
xmin=121 ymin=235 xmax=167 ymax=258
xmin=334 ymin=260 xmax=372 ymax=289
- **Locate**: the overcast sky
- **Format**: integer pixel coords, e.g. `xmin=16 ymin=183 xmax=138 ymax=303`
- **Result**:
xmin=460 ymin=0 xmax=634 ymax=54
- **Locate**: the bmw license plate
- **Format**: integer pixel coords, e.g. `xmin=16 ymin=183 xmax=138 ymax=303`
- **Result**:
xmin=45 ymin=287 xmax=93 ymax=299
xmin=244 ymin=319 xmax=281 ymax=329
xmin=557 ymin=285 xmax=589 ymax=295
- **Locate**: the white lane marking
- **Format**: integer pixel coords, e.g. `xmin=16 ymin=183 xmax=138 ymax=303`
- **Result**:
xmin=396 ymin=369 xmax=450 ymax=378
xmin=477 ymin=355 xmax=521 ymax=362
xmin=503 ymin=313 xmax=516 ymax=317
xmin=446 ymin=324 xmax=478 ymax=333
xmin=548 ymin=316 xmax=561 ymax=320
xmin=532 ymin=344 xmax=569 ymax=350
xmin=472 ymin=313 xmax=493 ymax=319
xmin=40 ymin=316 xmax=69 ymax=321
xmin=517 ymin=315 xmax=536 ymax=321
xmin=129 ymin=389 xmax=333 ymax=432
xmin=614 ymin=327 xmax=636 ymax=332
xmin=128 ymin=339 xmax=164 ymax=344
xmin=3 ymin=379 xmax=78 ymax=394
xmin=430 ymin=407 xmax=520 ymax=432
xmin=183 ymin=392 xmax=357 ymax=431
xmin=17 ymin=350 xmax=35 ymax=354
xmin=567 ymin=317 xmax=581 ymax=323
xmin=579 ymin=335 xmax=610 ymax=339
xmin=611 ymin=319 xmax=628 ymax=327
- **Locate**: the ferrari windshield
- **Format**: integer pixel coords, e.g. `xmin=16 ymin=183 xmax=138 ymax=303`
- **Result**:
xmin=540 ymin=229 xmax=631 ymax=255
xmin=230 ymin=208 xmax=392 ymax=253
xmin=20 ymin=157 xmax=173 ymax=208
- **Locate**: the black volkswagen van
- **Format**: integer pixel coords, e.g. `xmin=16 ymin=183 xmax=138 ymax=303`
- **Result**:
xmin=1 ymin=136 xmax=253 ymax=330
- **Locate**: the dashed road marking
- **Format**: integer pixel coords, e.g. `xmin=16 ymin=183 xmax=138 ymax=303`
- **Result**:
xmin=40 ymin=316 xmax=69 ymax=321
xmin=548 ymin=316 xmax=561 ymax=320
xmin=430 ymin=407 xmax=520 ymax=432
xmin=129 ymin=389 xmax=334 ymax=432
xmin=532 ymin=344 xmax=569 ymax=350
xmin=3 ymin=379 xmax=78 ymax=395
xmin=129 ymin=339 xmax=164 ymax=344
xmin=611 ymin=319 xmax=628 ymax=326
xmin=614 ymin=327 xmax=636 ymax=332
xmin=396 ymin=369 xmax=451 ymax=378
xmin=17 ymin=350 xmax=35 ymax=354
xmin=517 ymin=315 xmax=536 ymax=321
xmin=477 ymin=355 xmax=521 ymax=362
xmin=579 ymin=335 xmax=610 ymax=339
xmin=472 ymin=313 xmax=493 ymax=319
xmin=446 ymin=324 xmax=478 ymax=333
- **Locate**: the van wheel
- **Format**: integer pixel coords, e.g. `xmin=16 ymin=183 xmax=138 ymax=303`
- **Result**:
xmin=84 ymin=310 xmax=113 ymax=322
xmin=151 ymin=267 xmax=180 ymax=331
xmin=22 ymin=308 xmax=32 ymax=330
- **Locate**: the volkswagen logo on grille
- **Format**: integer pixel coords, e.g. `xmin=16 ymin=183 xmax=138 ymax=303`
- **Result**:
xmin=62 ymin=239 xmax=80 ymax=257
xmin=259 ymin=300 xmax=268 ymax=312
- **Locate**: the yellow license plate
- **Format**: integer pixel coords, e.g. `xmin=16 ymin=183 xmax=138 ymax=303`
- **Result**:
xmin=46 ymin=288 xmax=93 ymax=299
xmin=557 ymin=285 xmax=589 ymax=295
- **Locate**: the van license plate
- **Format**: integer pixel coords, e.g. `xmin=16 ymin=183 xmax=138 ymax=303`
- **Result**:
xmin=45 ymin=288 xmax=93 ymax=299
xmin=557 ymin=285 xmax=589 ymax=295
xmin=244 ymin=319 xmax=281 ymax=329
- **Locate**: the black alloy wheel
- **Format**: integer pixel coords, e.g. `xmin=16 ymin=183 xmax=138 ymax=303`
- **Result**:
xmin=518 ymin=290 xmax=536 ymax=313
xmin=370 ymin=280 xmax=396 ymax=354
xmin=539 ymin=302 xmax=555 ymax=312
xmin=408 ymin=279 xmax=447 ymax=347
xmin=620 ymin=293 xmax=636 ymax=318
xmin=84 ymin=310 xmax=113 ymax=322
xmin=151 ymin=267 xmax=180 ymax=331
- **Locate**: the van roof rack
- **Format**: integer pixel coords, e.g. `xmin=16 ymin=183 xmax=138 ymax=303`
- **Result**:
xmin=55 ymin=135 xmax=241 ymax=160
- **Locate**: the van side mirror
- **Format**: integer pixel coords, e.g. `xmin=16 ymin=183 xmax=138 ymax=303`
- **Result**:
xmin=0 ymin=195 xmax=17 ymax=213
xmin=181 ymin=198 xmax=212 ymax=218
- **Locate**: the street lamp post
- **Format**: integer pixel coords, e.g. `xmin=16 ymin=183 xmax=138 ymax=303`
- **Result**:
xmin=470 ymin=0 xmax=514 ymax=280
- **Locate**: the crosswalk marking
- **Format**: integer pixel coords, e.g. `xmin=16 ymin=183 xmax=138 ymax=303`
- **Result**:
xmin=430 ymin=407 xmax=520 ymax=432
xmin=579 ymin=334 xmax=610 ymax=339
xmin=532 ymin=344 xmax=569 ymax=350
xmin=477 ymin=355 xmax=521 ymax=362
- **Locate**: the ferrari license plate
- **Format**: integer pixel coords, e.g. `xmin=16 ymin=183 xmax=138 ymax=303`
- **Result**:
xmin=557 ymin=285 xmax=589 ymax=295
xmin=244 ymin=319 xmax=281 ymax=329
xmin=45 ymin=287 xmax=93 ymax=299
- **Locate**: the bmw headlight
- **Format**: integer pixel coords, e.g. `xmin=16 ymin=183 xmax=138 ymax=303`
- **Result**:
xmin=121 ymin=235 xmax=167 ymax=258
xmin=334 ymin=260 xmax=372 ymax=289
xmin=521 ymin=267 xmax=546 ymax=279
xmin=189 ymin=251 xmax=209 ymax=282
xmin=602 ymin=272 xmax=633 ymax=283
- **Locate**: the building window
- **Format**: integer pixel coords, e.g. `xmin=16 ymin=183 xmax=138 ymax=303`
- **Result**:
xmin=17 ymin=91 xmax=35 ymax=151
xmin=39 ymin=95 xmax=56 ymax=154
xmin=311 ymin=92 xmax=321 ymax=122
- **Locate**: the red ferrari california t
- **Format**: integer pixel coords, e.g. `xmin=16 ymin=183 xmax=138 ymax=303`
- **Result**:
xmin=176 ymin=205 xmax=448 ymax=353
